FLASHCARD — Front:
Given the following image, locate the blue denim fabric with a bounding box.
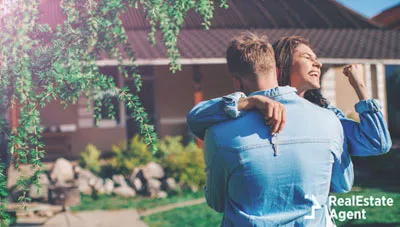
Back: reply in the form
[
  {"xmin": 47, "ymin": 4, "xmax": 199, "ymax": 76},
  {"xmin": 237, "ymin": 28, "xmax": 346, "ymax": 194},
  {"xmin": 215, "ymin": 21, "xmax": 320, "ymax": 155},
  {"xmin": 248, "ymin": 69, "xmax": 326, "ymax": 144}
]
[
  {"xmin": 202, "ymin": 86, "xmax": 353, "ymax": 226},
  {"xmin": 187, "ymin": 91, "xmax": 392, "ymax": 156}
]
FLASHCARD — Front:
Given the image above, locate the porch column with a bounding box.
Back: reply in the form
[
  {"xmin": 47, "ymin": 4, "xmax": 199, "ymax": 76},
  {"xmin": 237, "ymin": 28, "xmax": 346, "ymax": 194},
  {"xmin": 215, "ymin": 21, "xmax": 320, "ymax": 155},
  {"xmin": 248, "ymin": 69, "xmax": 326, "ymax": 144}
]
[
  {"xmin": 321, "ymin": 67, "xmax": 336, "ymax": 106},
  {"xmin": 364, "ymin": 64, "xmax": 373, "ymax": 98},
  {"xmin": 375, "ymin": 63, "xmax": 387, "ymax": 120},
  {"xmin": 192, "ymin": 65, "xmax": 203, "ymax": 147},
  {"xmin": 117, "ymin": 71, "xmax": 126, "ymax": 127}
]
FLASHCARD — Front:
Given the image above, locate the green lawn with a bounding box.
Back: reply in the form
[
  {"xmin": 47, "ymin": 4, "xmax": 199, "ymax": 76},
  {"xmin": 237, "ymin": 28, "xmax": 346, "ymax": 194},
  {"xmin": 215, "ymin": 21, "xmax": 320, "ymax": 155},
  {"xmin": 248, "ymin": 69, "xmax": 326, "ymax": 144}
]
[
  {"xmin": 70, "ymin": 149, "xmax": 400, "ymax": 226},
  {"xmin": 71, "ymin": 190, "xmax": 204, "ymax": 212},
  {"xmin": 142, "ymin": 187, "xmax": 400, "ymax": 227},
  {"xmin": 331, "ymin": 187, "xmax": 400, "ymax": 226},
  {"xmin": 142, "ymin": 203, "xmax": 222, "ymax": 227},
  {"xmin": 143, "ymin": 149, "xmax": 400, "ymax": 227}
]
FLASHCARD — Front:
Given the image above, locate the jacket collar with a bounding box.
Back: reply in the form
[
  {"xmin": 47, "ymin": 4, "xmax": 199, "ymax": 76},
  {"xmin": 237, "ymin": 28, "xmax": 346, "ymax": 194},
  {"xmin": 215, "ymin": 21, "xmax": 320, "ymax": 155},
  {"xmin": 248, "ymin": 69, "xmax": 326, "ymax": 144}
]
[{"xmin": 249, "ymin": 86, "xmax": 297, "ymax": 98}]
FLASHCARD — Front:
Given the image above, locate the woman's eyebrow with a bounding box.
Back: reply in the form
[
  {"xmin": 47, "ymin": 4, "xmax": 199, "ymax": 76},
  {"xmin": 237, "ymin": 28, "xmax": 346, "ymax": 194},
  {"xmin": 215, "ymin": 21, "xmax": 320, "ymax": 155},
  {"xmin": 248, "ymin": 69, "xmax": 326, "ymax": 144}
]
[{"xmin": 301, "ymin": 52, "xmax": 318, "ymax": 59}]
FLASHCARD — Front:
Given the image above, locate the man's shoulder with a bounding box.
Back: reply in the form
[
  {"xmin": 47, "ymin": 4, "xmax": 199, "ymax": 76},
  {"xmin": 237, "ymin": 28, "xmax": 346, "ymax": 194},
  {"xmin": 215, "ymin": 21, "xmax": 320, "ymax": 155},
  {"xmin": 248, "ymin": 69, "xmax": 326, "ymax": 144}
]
[
  {"xmin": 206, "ymin": 110, "xmax": 265, "ymax": 143},
  {"xmin": 297, "ymin": 97, "xmax": 340, "ymax": 121}
]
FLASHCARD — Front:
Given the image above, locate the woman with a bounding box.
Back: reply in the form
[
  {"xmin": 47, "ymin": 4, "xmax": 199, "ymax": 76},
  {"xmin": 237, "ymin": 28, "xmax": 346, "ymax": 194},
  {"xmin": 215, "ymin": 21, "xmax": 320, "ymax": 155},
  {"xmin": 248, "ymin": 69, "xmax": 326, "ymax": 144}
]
[{"xmin": 187, "ymin": 36, "xmax": 391, "ymax": 156}]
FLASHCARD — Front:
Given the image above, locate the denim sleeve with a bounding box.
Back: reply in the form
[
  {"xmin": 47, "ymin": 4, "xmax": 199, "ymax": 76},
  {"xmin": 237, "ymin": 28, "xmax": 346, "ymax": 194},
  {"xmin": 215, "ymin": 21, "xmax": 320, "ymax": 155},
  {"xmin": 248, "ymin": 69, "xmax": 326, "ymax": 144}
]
[
  {"xmin": 330, "ymin": 128, "xmax": 354, "ymax": 194},
  {"xmin": 203, "ymin": 130, "xmax": 226, "ymax": 213},
  {"xmin": 187, "ymin": 92, "xmax": 247, "ymax": 140},
  {"xmin": 326, "ymin": 100, "xmax": 392, "ymax": 157}
]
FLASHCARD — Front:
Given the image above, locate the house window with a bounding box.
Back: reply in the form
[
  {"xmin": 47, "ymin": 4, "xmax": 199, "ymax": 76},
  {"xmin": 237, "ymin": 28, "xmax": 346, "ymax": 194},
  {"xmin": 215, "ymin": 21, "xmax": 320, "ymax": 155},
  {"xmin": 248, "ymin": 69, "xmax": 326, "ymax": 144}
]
[{"xmin": 95, "ymin": 67, "xmax": 122, "ymax": 128}]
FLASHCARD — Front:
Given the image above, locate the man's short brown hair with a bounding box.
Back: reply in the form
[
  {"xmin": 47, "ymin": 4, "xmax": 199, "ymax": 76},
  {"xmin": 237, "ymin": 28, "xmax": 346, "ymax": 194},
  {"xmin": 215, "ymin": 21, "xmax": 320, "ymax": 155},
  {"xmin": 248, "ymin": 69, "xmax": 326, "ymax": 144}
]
[{"xmin": 226, "ymin": 32, "xmax": 275, "ymax": 79}]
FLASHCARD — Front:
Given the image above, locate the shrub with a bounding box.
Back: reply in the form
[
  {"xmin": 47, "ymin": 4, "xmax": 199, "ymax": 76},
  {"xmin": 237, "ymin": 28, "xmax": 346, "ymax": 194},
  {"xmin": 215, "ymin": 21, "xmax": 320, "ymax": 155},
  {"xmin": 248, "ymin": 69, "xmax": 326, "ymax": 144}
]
[
  {"xmin": 161, "ymin": 136, "xmax": 205, "ymax": 191},
  {"xmin": 346, "ymin": 111, "xmax": 360, "ymax": 123},
  {"xmin": 79, "ymin": 144, "xmax": 102, "ymax": 174},
  {"xmin": 108, "ymin": 134, "xmax": 153, "ymax": 176},
  {"xmin": 157, "ymin": 136, "xmax": 185, "ymax": 159}
]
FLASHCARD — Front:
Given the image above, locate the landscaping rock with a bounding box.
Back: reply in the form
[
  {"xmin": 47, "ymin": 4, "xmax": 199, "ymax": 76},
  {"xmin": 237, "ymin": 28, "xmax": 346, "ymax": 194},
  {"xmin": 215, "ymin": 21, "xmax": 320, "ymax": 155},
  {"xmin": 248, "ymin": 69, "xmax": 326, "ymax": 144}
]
[
  {"xmin": 147, "ymin": 179, "xmax": 162, "ymax": 197},
  {"xmin": 77, "ymin": 168, "xmax": 97, "ymax": 181},
  {"xmin": 162, "ymin": 177, "xmax": 179, "ymax": 192},
  {"xmin": 130, "ymin": 167, "xmax": 141, "ymax": 179},
  {"xmin": 142, "ymin": 162, "xmax": 165, "ymax": 180},
  {"xmin": 104, "ymin": 178, "xmax": 114, "ymax": 195},
  {"xmin": 113, "ymin": 186, "xmax": 136, "ymax": 197},
  {"xmin": 29, "ymin": 173, "xmax": 50, "ymax": 201},
  {"xmin": 76, "ymin": 169, "xmax": 101, "ymax": 195},
  {"xmin": 92, "ymin": 178, "xmax": 105, "ymax": 194},
  {"xmin": 50, "ymin": 158, "xmax": 74, "ymax": 184},
  {"xmin": 156, "ymin": 190, "xmax": 168, "ymax": 199},
  {"xmin": 131, "ymin": 178, "xmax": 143, "ymax": 192},
  {"xmin": 113, "ymin": 174, "xmax": 128, "ymax": 187},
  {"xmin": 77, "ymin": 180, "xmax": 92, "ymax": 195}
]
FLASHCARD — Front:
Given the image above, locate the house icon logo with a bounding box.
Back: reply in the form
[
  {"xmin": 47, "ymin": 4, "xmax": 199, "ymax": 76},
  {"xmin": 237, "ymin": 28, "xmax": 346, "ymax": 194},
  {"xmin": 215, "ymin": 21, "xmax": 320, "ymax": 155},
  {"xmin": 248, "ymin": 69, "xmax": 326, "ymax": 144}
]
[{"xmin": 304, "ymin": 194, "xmax": 322, "ymax": 219}]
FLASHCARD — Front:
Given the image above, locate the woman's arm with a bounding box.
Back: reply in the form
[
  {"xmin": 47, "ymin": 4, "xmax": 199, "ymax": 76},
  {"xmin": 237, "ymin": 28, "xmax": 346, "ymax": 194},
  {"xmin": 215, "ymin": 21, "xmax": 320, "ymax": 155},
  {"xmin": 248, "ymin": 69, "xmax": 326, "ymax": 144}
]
[
  {"xmin": 330, "ymin": 64, "xmax": 392, "ymax": 156},
  {"xmin": 187, "ymin": 92, "xmax": 246, "ymax": 140},
  {"xmin": 335, "ymin": 100, "xmax": 392, "ymax": 156},
  {"xmin": 187, "ymin": 92, "xmax": 286, "ymax": 140}
]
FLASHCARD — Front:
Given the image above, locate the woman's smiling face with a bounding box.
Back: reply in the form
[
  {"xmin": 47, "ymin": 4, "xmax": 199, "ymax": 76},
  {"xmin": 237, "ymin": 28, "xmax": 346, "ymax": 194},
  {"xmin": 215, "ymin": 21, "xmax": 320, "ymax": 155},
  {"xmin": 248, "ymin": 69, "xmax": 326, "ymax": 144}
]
[{"xmin": 289, "ymin": 44, "xmax": 322, "ymax": 95}]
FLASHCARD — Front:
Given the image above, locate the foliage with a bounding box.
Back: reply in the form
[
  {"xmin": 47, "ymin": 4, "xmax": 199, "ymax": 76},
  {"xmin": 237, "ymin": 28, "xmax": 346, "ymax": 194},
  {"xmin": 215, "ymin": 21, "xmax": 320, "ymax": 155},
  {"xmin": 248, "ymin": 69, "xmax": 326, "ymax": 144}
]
[
  {"xmin": 106, "ymin": 134, "xmax": 153, "ymax": 176},
  {"xmin": 79, "ymin": 144, "xmax": 102, "ymax": 174},
  {"xmin": 0, "ymin": 0, "xmax": 228, "ymax": 221},
  {"xmin": 157, "ymin": 135, "xmax": 185, "ymax": 159},
  {"xmin": 139, "ymin": 0, "xmax": 228, "ymax": 72},
  {"xmin": 161, "ymin": 137, "xmax": 205, "ymax": 191},
  {"xmin": 346, "ymin": 111, "xmax": 360, "ymax": 123}
]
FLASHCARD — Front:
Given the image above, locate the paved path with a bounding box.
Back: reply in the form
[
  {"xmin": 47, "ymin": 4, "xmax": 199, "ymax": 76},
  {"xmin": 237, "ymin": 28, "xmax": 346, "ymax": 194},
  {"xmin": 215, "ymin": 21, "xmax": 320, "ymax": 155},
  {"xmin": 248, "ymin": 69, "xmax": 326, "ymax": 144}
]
[
  {"xmin": 12, "ymin": 198, "xmax": 207, "ymax": 227},
  {"xmin": 13, "ymin": 209, "xmax": 148, "ymax": 227},
  {"xmin": 44, "ymin": 209, "xmax": 147, "ymax": 227},
  {"xmin": 139, "ymin": 198, "xmax": 206, "ymax": 216}
]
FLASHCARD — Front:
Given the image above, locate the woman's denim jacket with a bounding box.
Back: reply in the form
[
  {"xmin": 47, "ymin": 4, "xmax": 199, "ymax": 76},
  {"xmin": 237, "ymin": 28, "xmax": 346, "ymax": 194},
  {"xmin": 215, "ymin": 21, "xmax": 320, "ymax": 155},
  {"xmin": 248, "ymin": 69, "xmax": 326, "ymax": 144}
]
[{"xmin": 187, "ymin": 91, "xmax": 392, "ymax": 157}]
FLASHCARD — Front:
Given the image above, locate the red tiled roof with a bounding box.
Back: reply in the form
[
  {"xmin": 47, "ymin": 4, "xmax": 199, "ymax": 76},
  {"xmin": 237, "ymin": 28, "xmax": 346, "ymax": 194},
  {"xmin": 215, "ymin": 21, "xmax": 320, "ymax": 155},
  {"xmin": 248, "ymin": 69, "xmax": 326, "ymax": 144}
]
[
  {"xmin": 372, "ymin": 4, "xmax": 400, "ymax": 29},
  {"xmin": 38, "ymin": 0, "xmax": 381, "ymax": 30},
  {"xmin": 35, "ymin": 0, "xmax": 400, "ymax": 61},
  {"xmin": 101, "ymin": 29, "xmax": 400, "ymax": 60},
  {"xmin": 121, "ymin": 0, "xmax": 380, "ymax": 30}
]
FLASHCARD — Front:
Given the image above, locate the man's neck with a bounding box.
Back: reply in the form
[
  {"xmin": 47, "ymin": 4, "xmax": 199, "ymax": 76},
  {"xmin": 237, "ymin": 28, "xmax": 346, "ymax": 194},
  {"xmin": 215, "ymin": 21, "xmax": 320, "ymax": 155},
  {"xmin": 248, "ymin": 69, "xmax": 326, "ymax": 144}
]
[{"xmin": 247, "ymin": 78, "xmax": 279, "ymax": 94}]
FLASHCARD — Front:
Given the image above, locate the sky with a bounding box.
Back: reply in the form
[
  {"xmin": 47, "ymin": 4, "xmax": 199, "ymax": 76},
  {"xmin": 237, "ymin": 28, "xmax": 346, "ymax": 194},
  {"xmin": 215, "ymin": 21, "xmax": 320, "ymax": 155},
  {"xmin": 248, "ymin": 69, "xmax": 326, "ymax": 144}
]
[{"xmin": 337, "ymin": 0, "xmax": 400, "ymax": 18}]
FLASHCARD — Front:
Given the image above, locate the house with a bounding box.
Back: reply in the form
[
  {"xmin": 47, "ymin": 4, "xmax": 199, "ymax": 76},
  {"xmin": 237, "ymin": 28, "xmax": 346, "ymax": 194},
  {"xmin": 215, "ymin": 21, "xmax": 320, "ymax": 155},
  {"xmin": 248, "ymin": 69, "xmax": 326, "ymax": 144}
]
[
  {"xmin": 7, "ymin": 0, "xmax": 400, "ymax": 159},
  {"xmin": 372, "ymin": 3, "xmax": 400, "ymax": 138}
]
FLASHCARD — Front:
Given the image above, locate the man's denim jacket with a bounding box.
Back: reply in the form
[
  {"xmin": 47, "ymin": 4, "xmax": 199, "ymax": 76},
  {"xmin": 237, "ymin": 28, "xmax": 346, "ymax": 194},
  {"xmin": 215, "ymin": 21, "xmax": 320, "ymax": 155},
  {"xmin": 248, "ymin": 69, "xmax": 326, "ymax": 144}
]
[
  {"xmin": 201, "ymin": 86, "xmax": 353, "ymax": 226},
  {"xmin": 187, "ymin": 89, "xmax": 392, "ymax": 157}
]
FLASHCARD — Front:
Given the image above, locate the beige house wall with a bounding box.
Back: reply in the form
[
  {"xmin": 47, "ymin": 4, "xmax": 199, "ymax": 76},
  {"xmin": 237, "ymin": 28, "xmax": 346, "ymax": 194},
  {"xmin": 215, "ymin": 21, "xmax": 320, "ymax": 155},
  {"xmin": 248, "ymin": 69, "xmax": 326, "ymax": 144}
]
[
  {"xmin": 39, "ymin": 91, "xmax": 126, "ymax": 159},
  {"xmin": 332, "ymin": 66, "xmax": 360, "ymax": 117},
  {"xmin": 154, "ymin": 64, "xmax": 233, "ymax": 139},
  {"xmin": 40, "ymin": 101, "xmax": 78, "ymax": 126},
  {"xmin": 322, "ymin": 64, "xmax": 388, "ymax": 121}
]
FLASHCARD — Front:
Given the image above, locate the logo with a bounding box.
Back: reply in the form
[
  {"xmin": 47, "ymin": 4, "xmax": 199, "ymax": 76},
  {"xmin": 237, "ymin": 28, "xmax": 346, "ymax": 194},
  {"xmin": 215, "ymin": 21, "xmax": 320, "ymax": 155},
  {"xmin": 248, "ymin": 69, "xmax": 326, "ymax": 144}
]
[{"xmin": 304, "ymin": 194, "xmax": 322, "ymax": 219}]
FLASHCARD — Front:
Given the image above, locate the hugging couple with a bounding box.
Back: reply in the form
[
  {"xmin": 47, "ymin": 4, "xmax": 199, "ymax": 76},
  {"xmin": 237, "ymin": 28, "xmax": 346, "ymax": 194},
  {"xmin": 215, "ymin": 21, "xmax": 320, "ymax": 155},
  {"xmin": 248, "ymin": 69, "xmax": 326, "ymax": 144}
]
[{"xmin": 187, "ymin": 32, "xmax": 391, "ymax": 227}]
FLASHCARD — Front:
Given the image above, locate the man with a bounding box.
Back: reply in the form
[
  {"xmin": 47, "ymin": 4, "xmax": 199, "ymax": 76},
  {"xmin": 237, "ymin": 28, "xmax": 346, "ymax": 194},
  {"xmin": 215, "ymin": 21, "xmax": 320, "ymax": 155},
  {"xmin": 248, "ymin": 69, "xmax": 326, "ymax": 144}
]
[{"xmin": 196, "ymin": 32, "xmax": 353, "ymax": 226}]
